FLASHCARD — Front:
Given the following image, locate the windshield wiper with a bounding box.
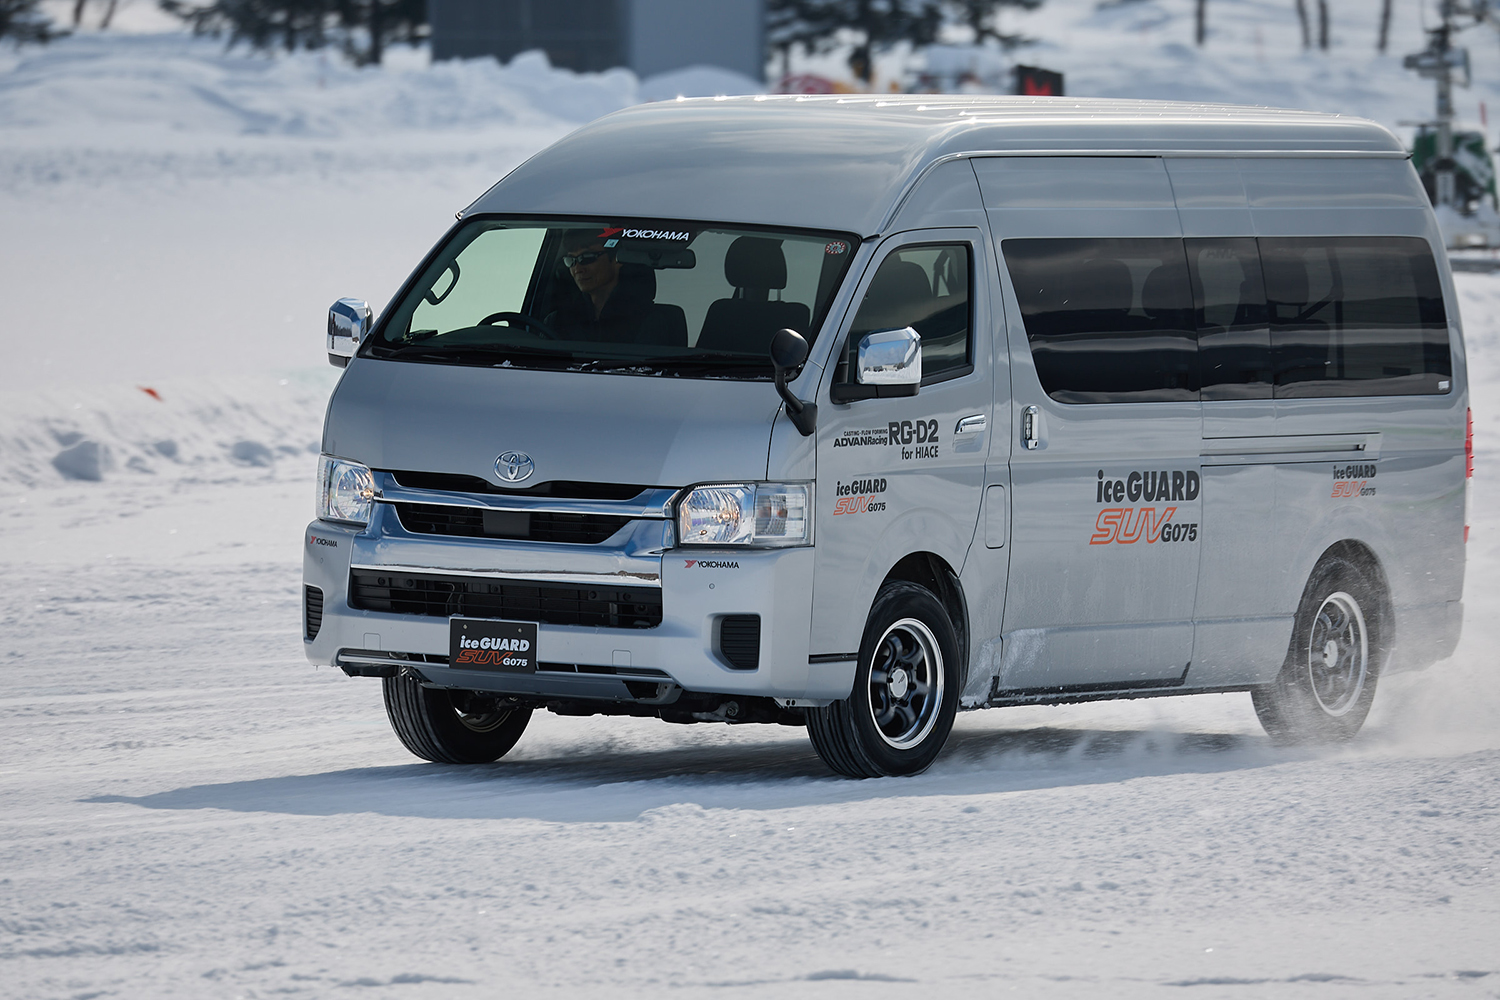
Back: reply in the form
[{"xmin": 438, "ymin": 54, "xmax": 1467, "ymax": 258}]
[
  {"xmin": 573, "ymin": 352, "xmax": 771, "ymax": 374},
  {"xmin": 379, "ymin": 342, "xmax": 577, "ymax": 366}
]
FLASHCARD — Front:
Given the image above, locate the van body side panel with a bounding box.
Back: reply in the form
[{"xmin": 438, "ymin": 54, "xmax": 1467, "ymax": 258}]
[
  {"xmin": 1165, "ymin": 158, "xmax": 1288, "ymax": 684},
  {"xmin": 976, "ymin": 157, "xmax": 1202, "ymax": 692},
  {"xmin": 809, "ymin": 222, "xmax": 992, "ymax": 668},
  {"xmin": 1245, "ymin": 158, "xmax": 1466, "ymax": 677},
  {"xmin": 960, "ymin": 163, "xmax": 1015, "ymax": 707}
]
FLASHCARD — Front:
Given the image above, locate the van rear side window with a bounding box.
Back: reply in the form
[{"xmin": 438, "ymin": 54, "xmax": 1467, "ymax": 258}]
[
  {"xmin": 1005, "ymin": 236, "xmax": 1451, "ymax": 403},
  {"xmin": 1186, "ymin": 238, "xmax": 1272, "ymax": 401},
  {"xmin": 1002, "ymin": 239, "xmax": 1197, "ymax": 403},
  {"xmin": 1263, "ymin": 237, "xmax": 1451, "ymax": 397}
]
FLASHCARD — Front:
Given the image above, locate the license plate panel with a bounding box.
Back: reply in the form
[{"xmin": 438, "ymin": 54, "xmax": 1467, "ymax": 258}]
[{"xmin": 449, "ymin": 617, "xmax": 539, "ymax": 673}]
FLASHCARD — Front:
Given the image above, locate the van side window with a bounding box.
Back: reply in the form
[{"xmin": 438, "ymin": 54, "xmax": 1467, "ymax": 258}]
[
  {"xmin": 1264, "ymin": 237, "xmax": 1451, "ymax": 396},
  {"xmin": 1185, "ymin": 238, "xmax": 1272, "ymax": 400},
  {"xmin": 843, "ymin": 244, "xmax": 973, "ymax": 383},
  {"xmin": 1003, "ymin": 238, "xmax": 1197, "ymax": 403}
]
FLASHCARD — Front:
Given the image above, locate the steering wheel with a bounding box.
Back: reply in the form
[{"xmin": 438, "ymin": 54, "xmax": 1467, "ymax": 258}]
[{"xmin": 479, "ymin": 311, "xmax": 558, "ymax": 340}]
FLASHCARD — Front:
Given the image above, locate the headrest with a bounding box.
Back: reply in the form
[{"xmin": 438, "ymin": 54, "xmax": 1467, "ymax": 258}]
[
  {"xmin": 1076, "ymin": 258, "xmax": 1134, "ymax": 314},
  {"xmin": 618, "ymin": 261, "xmax": 656, "ymax": 298},
  {"xmin": 856, "ymin": 259, "xmax": 932, "ymax": 330},
  {"xmin": 725, "ymin": 237, "xmax": 788, "ymax": 290},
  {"xmin": 1263, "ymin": 257, "xmax": 1310, "ymax": 307},
  {"xmin": 1139, "ymin": 265, "xmax": 1182, "ymax": 322}
]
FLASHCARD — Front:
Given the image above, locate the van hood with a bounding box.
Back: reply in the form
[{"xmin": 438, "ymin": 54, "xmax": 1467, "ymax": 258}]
[{"xmin": 323, "ymin": 359, "xmax": 780, "ymax": 489}]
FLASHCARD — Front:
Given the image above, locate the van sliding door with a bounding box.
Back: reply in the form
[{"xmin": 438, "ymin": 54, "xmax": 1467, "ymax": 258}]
[{"xmin": 975, "ymin": 157, "xmax": 1203, "ymax": 695}]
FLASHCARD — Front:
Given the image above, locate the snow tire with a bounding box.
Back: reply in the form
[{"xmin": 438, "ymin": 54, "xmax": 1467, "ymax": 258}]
[
  {"xmin": 1252, "ymin": 554, "xmax": 1385, "ymax": 745},
  {"xmin": 382, "ymin": 670, "xmax": 532, "ymax": 764},
  {"xmin": 806, "ymin": 581, "xmax": 960, "ymax": 778}
]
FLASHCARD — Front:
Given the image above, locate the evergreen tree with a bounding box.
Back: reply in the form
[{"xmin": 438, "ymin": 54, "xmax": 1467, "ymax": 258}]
[
  {"xmin": 1, "ymin": 0, "xmax": 60, "ymax": 43},
  {"xmin": 768, "ymin": 0, "xmax": 946, "ymax": 84},
  {"xmin": 159, "ymin": 0, "xmax": 425, "ymax": 65},
  {"xmin": 946, "ymin": 0, "xmax": 1041, "ymax": 51}
]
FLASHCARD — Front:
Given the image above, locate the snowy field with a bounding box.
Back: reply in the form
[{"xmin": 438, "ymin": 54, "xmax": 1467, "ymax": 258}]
[{"xmin": 3, "ymin": 2, "xmax": 1500, "ymax": 996}]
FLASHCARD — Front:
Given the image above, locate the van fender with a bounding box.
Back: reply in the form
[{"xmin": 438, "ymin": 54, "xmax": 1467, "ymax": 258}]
[
  {"xmin": 816, "ymin": 503, "xmax": 976, "ymax": 661},
  {"xmin": 1279, "ymin": 498, "xmax": 1397, "ymax": 624}
]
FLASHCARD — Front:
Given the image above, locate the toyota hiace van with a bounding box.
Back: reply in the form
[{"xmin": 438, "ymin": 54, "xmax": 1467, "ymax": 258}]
[{"xmin": 304, "ymin": 97, "xmax": 1470, "ymax": 777}]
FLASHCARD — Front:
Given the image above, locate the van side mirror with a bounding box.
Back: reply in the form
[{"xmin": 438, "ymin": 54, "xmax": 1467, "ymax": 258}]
[
  {"xmin": 830, "ymin": 326, "xmax": 922, "ymax": 402},
  {"xmin": 770, "ymin": 328, "xmax": 817, "ymax": 437},
  {"xmin": 328, "ymin": 298, "xmax": 372, "ymax": 368}
]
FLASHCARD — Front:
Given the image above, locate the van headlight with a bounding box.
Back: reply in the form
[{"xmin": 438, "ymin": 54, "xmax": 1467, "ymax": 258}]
[
  {"xmin": 677, "ymin": 483, "xmax": 812, "ymax": 547},
  {"xmin": 317, "ymin": 455, "xmax": 377, "ymax": 526}
]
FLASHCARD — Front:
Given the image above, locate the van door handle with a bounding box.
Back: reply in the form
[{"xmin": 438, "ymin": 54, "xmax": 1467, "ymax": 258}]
[
  {"xmin": 956, "ymin": 414, "xmax": 987, "ymax": 435},
  {"xmin": 1021, "ymin": 404, "xmax": 1041, "ymax": 450}
]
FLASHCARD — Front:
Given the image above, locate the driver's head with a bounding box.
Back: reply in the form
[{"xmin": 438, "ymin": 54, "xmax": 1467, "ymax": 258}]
[{"xmin": 562, "ymin": 228, "xmax": 621, "ymax": 298}]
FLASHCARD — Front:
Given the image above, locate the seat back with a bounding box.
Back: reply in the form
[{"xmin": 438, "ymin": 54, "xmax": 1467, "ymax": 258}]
[{"xmin": 697, "ymin": 237, "xmax": 810, "ymax": 354}]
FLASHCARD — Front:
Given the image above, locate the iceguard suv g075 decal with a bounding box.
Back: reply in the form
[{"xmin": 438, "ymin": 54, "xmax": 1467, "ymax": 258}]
[
  {"xmin": 833, "ymin": 477, "xmax": 888, "ymax": 515},
  {"xmin": 1090, "ymin": 469, "xmax": 1200, "ymax": 545},
  {"xmin": 1332, "ymin": 463, "xmax": 1377, "ymax": 499}
]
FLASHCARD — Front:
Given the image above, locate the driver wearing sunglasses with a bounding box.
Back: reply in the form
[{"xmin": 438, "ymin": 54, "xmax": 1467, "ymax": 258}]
[{"xmin": 544, "ymin": 228, "xmax": 659, "ymax": 343}]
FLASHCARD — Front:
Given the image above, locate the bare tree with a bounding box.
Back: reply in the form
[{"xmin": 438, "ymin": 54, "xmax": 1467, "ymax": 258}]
[
  {"xmin": 71, "ymin": 0, "xmax": 117, "ymax": 28},
  {"xmin": 1378, "ymin": 0, "xmax": 1393, "ymax": 51},
  {"xmin": 1317, "ymin": 0, "xmax": 1328, "ymax": 49},
  {"xmin": 1196, "ymin": 0, "xmax": 1206, "ymax": 46},
  {"xmin": 1294, "ymin": 0, "xmax": 1310, "ymax": 49}
]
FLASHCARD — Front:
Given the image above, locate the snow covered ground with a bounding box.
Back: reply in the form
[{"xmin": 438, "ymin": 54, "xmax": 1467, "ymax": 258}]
[{"xmin": 2, "ymin": 5, "xmax": 1500, "ymax": 997}]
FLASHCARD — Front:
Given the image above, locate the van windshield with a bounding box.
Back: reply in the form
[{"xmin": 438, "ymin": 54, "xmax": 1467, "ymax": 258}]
[{"xmin": 365, "ymin": 218, "xmax": 859, "ymax": 378}]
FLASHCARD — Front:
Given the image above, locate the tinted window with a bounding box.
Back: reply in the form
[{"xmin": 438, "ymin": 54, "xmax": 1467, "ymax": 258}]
[
  {"xmin": 1264, "ymin": 237, "xmax": 1450, "ymax": 397},
  {"xmin": 843, "ymin": 244, "xmax": 973, "ymax": 382},
  {"xmin": 1003, "ymin": 239, "xmax": 1197, "ymax": 403},
  {"xmin": 1186, "ymin": 238, "xmax": 1272, "ymax": 400}
]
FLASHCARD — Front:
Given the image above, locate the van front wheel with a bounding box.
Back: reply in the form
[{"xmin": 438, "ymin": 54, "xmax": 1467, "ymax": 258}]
[
  {"xmin": 807, "ymin": 582, "xmax": 960, "ymax": 778},
  {"xmin": 1252, "ymin": 555, "xmax": 1383, "ymax": 745},
  {"xmin": 382, "ymin": 670, "xmax": 532, "ymax": 764}
]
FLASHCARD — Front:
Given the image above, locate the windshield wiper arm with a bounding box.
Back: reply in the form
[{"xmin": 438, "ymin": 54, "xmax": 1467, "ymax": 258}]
[
  {"xmin": 381, "ymin": 342, "xmax": 576, "ymax": 364},
  {"xmin": 573, "ymin": 352, "xmax": 770, "ymax": 373}
]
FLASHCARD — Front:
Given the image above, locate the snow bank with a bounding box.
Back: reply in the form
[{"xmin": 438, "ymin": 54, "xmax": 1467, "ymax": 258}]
[
  {"xmin": 0, "ymin": 33, "xmax": 764, "ymax": 142},
  {"xmin": 0, "ymin": 373, "xmax": 334, "ymax": 491}
]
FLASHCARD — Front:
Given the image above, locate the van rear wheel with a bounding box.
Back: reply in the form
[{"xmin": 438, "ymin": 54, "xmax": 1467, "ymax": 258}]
[
  {"xmin": 1252, "ymin": 555, "xmax": 1383, "ymax": 745},
  {"xmin": 806, "ymin": 581, "xmax": 960, "ymax": 778},
  {"xmin": 382, "ymin": 670, "xmax": 532, "ymax": 764}
]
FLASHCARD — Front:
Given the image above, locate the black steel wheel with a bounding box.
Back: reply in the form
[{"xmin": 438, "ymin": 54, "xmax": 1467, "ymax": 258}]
[
  {"xmin": 382, "ymin": 670, "xmax": 532, "ymax": 764},
  {"xmin": 807, "ymin": 581, "xmax": 961, "ymax": 777},
  {"xmin": 1252, "ymin": 554, "xmax": 1384, "ymax": 745}
]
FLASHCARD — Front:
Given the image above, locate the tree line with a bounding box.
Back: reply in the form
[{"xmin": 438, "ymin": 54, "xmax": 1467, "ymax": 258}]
[{"xmin": 2, "ymin": 0, "xmax": 1405, "ymax": 63}]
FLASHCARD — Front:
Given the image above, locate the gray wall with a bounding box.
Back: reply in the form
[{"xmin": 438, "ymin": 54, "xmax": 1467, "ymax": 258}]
[
  {"xmin": 430, "ymin": 0, "xmax": 764, "ymax": 81},
  {"xmin": 628, "ymin": 0, "xmax": 765, "ymax": 81},
  {"xmin": 428, "ymin": 0, "xmax": 624, "ymax": 72}
]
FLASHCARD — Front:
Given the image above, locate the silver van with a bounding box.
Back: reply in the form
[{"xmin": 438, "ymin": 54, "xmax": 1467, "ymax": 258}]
[{"xmin": 304, "ymin": 97, "xmax": 1471, "ymax": 777}]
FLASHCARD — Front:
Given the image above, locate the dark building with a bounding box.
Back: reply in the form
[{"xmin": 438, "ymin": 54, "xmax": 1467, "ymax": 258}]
[{"xmin": 429, "ymin": 0, "xmax": 766, "ymax": 80}]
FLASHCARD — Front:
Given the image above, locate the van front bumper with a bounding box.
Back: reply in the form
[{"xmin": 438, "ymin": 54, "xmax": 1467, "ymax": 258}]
[{"xmin": 302, "ymin": 512, "xmax": 847, "ymax": 702}]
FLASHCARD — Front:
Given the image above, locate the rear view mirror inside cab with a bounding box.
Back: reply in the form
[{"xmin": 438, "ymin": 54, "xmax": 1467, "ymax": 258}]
[{"xmin": 614, "ymin": 247, "xmax": 696, "ymax": 269}]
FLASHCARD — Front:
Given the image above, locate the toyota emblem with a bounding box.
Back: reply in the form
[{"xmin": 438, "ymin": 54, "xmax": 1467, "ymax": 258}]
[{"xmin": 495, "ymin": 451, "xmax": 535, "ymax": 483}]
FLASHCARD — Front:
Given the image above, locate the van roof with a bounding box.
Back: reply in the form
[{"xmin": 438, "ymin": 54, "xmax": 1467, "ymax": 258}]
[{"xmin": 465, "ymin": 95, "xmax": 1408, "ymax": 237}]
